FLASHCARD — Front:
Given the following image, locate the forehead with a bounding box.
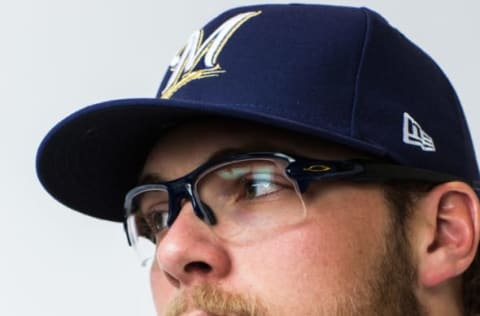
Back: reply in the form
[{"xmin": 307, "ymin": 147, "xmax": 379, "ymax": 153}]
[{"xmin": 142, "ymin": 118, "xmax": 365, "ymax": 179}]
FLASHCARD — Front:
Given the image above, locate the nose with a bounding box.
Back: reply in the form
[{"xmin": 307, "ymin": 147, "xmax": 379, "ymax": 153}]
[{"xmin": 154, "ymin": 201, "xmax": 231, "ymax": 288}]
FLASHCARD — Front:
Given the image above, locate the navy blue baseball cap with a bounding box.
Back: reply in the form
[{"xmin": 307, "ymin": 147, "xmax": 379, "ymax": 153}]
[{"xmin": 36, "ymin": 3, "xmax": 480, "ymax": 222}]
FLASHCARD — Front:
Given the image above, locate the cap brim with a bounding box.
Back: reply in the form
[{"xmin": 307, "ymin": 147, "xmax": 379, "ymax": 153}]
[{"xmin": 36, "ymin": 97, "xmax": 387, "ymax": 222}]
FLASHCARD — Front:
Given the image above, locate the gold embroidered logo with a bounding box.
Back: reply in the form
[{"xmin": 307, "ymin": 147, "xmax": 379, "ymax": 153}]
[
  {"xmin": 160, "ymin": 11, "xmax": 262, "ymax": 99},
  {"xmin": 303, "ymin": 165, "xmax": 332, "ymax": 173}
]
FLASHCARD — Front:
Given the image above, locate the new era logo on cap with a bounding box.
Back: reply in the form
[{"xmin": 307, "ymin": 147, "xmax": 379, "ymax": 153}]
[{"xmin": 403, "ymin": 112, "xmax": 436, "ymax": 152}]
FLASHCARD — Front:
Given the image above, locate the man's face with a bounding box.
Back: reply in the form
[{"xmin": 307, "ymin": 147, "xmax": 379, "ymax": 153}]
[{"xmin": 142, "ymin": 119, "xmax": 421, "ymax": 316}]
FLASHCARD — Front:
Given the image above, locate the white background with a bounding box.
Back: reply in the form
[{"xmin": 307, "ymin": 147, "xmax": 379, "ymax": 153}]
[{"xmin": 1, "ymin": 1, "xmax": 478, "ymax": 315}]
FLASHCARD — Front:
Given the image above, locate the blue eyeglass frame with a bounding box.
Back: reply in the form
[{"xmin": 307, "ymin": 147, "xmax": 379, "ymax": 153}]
[{"xmin": 123, "ymin": 152, "xmax": 477, "ymax": 246}]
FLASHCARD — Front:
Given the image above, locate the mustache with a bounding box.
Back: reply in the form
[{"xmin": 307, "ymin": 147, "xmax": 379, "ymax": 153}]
[{"xmin": 164, "ymin": 284, "xmax": 267, "ymax": 316}]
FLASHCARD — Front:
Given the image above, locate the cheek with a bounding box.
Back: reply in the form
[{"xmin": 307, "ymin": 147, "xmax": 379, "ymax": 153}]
[
  {"xmin": 231, "ymin": 224, "xmax": 363, "ymax": 301},
  {"xmin": 230, "ymin": 187, "xmax": 390, "ymax": 304},
  {"xmin": 150, "ymin": 264, "xmax": 176, "ymax": 314}
]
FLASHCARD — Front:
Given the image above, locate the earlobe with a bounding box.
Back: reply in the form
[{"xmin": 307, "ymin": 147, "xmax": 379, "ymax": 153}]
[{"xmin": 416, "ymin": 182, "xmax": 480, "ymax": 288}]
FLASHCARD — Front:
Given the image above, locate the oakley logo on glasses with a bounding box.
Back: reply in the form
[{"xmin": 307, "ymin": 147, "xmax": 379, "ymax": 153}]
[{"xmin": 303, "ymin": 164, "xmax": 332, "ymax": 173}]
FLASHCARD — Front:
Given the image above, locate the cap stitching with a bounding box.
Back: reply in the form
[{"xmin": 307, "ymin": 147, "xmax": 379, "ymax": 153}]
[{"xmin": 350, "ymin": 8, "xmax": 371, "ymax": 139}]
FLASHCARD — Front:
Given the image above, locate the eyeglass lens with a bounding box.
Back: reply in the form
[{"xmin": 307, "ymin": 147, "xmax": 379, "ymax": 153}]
[{"xmin": 126, "ymin": 158, "xmax": 308, "ymax": 266}]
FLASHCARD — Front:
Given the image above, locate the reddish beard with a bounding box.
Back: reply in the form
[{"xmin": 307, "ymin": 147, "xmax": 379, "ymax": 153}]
[{"xmin": 164, "ymin": 283, "xmax": 266, "ymax": 316}]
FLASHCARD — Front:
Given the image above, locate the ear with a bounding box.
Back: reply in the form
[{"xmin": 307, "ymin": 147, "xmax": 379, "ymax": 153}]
[{"xmin": 413, "ymin": 182, "xmax": 480, "ymax": 288}]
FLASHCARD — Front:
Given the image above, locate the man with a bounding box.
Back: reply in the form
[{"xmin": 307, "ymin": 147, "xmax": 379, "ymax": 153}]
[{"xmin": 37, "ymin": 4, "xmax": 480, "ymax": 316}]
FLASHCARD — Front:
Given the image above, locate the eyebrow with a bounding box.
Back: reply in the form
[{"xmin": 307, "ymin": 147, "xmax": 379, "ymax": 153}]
[
  {"xmin": 138, "ymin": 174, "xmax": 165, "ymax": 185},
  {"xmin": 138, "ymin": 142, "xmax": 297, "ymax": 185}
]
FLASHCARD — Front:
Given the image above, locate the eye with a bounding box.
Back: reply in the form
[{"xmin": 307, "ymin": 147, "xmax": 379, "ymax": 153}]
[
  {"xmin": 132, "ymin": 189, "xmax": 170, "ymax": 242},
  {"xmin": 243, "ymin": 178, "xmax": 281, "ymax": 199},
  {"xmin": 145, "ymin": 210, "xmax": 169, "ymax": 235},
  {"xmin": 203, "ymin": 160, "xmax": 296, "ymax": 205},
  {"xmin": 136, "ymin": 209, "xmax": 168, "ymax": 244}
]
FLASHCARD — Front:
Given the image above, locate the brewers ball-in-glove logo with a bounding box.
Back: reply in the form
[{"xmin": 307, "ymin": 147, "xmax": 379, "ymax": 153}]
[{"xmin": 160, "ymin": 11, "xmax": 261, "ymax": 99}]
